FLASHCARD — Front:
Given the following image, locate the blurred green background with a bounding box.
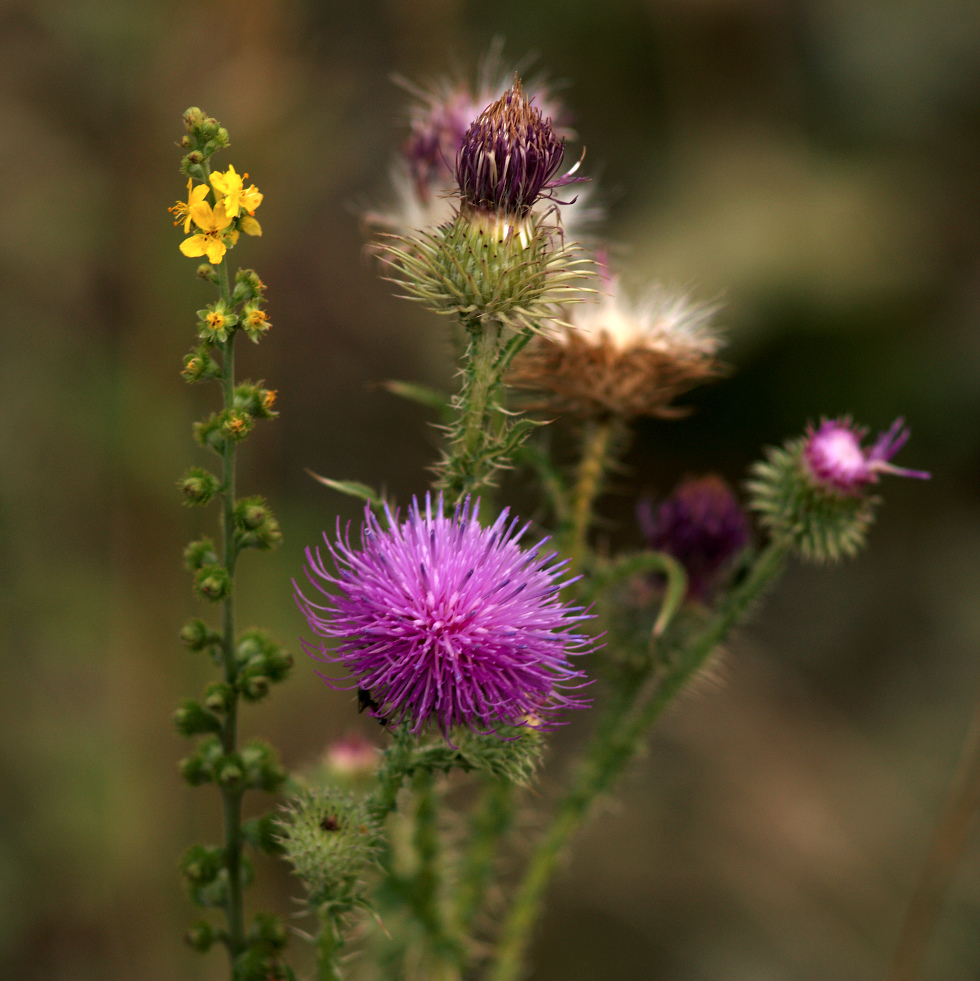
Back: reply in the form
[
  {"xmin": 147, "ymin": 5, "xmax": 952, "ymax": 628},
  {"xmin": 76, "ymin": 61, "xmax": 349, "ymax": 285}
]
[{"xmin": 3, "ymin": 0, "xmax": 980, "ymax": 978}]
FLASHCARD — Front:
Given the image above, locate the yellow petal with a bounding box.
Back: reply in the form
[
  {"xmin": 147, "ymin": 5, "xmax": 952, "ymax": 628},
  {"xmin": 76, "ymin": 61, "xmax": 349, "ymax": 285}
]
[
  {"xmin": 241, "ymin": 186, "xmax": 263, "ymax": 212},
  {"xmin": 204, "ymin": 238, "xmax": 227, "ymax": 264},
  {"xmin": 189, "ymin": 200, "xmax": 216, "ymax": 230},
  {"xmin": 180, "ymin": 234, "xmax": 208, "ymax": 258},
  {"xmin": 225, "ymin": 229, "xmax": 240, "ymax": 247},
  {"xmin": 211, "ymin": 203, "xmax": 233, "ymax": 231},
  {"xmin": 240, "ymin": 215, "xmax": 262, "ymax": 237}
]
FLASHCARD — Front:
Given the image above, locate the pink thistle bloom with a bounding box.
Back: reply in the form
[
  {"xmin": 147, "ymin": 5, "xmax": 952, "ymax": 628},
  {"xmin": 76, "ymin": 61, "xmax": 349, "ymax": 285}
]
[
  {"xmin": 296, "ymin": 495, "xmax": 592, "ymax": 735},
  {"xmin": 324, "ymin": 732, "xmax": 379, "ymax": 779},
  {"xmin": 803, "ymin": 417, "xmax": 930, "ymax": 494}
]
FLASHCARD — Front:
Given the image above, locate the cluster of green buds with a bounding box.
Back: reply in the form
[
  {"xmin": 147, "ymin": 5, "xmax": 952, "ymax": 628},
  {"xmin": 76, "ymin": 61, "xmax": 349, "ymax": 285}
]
[{"xmin": 171, "ymin": 109, "xmax": 294, "ymax": 981}]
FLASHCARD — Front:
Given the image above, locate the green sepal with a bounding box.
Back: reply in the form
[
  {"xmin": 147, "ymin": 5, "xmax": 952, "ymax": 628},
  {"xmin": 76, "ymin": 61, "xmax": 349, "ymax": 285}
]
[
  {"xmin": 182, "ymin": 344, "xmax": 222, "ymax": 383},
  {"xmin": 180, "ymin": 617, "xmax": 222, "ymax": 653},
  {"xmin": 241, "ymin": 739, "xmax": 286, "ymax": 792},
  {"xmin": 179, "ymin": 734, "xmax": 224, "ymax": 786},
  {"xmin": 180, "ymin": 844, "xmax": 226, "ymax": 907},
  {"xmin": 235, "ymin": 268, "xmax": 267, "ymax": 302},
  {"xmin": 174, "ymin": 699, "xmax": 223, "ymax": 737},
  {"xmin": 237, "ymin": 629, "xmax": 293, "ymax": 694},
  {"xmin": 247, "ymin": 911, "xmax": 289, "ymax": 951},
  {"xmin": 233, "ymin": 382, "xmax": 277, "ymax": 420},
  {"xmin": 184, "ymin": 919, "xmax": 219, "ymax": 953},
  {"xmin": 203, "ymin": 681, "xmax": 234, "ymax": 714},
  {"xmin": 194, "ymin": 564, "xmax": 231, "ymax": 602},
  {"xmin": 234, "ymin": 496, "xmax": 282, "ymax": 551},
  {"xmin": 196, "ymin": 263, "xmax": 218, "ymax": 285},
  {"xmin": 219, "ymin": 408, "xmax": 254, "ymax": 442},
  {"xmin": 180, "ymin": 467, "xmax": 221, "ymax": 506},
  {"xmin": 408, "ymin": 724, "xmax": 545, "ymax": 787},
  {"xmin": 184, "ymin": 537, "xmax": 219, "ymax": 571},
  {"xmin": 193, "ymin": 412, "xmax": 225, "ymax": 454},
  {"xmin": 233, "ymin": 949, "xmax": 294, "ymax": 981}
]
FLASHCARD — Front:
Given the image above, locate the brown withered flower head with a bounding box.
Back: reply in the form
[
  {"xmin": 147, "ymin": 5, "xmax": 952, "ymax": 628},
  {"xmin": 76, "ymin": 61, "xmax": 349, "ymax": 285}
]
[{"xmin": 509, "ymin": 266, "xmax": 724, "ymax": 420}]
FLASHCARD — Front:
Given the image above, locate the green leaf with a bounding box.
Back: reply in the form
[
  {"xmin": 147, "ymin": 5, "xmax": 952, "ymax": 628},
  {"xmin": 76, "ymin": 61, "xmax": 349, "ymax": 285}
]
[
  {"xmin": 380, "ymin": 380, "xmax": 453, "ymax": 422},
  {"xmin": 305, "ymin": 472, "xmax": 383, "ymax": 507}
]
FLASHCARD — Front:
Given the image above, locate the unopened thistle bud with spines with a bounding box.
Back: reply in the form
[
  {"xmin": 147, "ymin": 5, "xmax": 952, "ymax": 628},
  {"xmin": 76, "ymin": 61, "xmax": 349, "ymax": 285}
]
[
  {"xmin": 379, "ymin": 78, "xmax": 590, "ymax": 333},
  {"xmin": 747, "ymin": 417, "xmax": 930, "ymax": 562}
]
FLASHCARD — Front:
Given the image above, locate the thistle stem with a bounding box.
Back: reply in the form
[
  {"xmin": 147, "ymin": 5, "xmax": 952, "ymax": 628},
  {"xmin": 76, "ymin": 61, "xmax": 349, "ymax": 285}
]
[
  {"xmin": 216, "ymin": 259, "xmax": 245, "ymax": 965},
  {"xmin": 453, "ymin": 778, "xmax": 515, "ymax": 940},
  {"xmin": 315, "ymin": 907, "xmax": 344, "ymax": 981},
  {"xmin": 487, "ymin": 540, "xmax": 788, "ymax": 981},
  {"xmin": 567, "ymin": 418, "xmax": 616, "ymax": 575},
  {"xmin": 885, "ymin": 671, "xmax": 980, "ymax": 981},
  {"xmin": 445, "ymin": 320, "xmax": 502, "ymax": 503}
]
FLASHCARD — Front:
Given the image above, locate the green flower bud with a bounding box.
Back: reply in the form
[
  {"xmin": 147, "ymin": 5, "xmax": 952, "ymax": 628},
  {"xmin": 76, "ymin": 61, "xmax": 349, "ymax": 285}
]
[
  {"xmin": 196, "ymin": 263, "xmax": 218, "ymax": 284},
  {"xmin": 193, "ymin": 413, "xmax": 225, "ymax": 454},
  {"xmin": 248, "ymin": 912, "xmax": 289, "ymax": 951},
  {"xmin": 183, "ymin": 107, "xmax": 206, "ymax": 131},
  {"xmin": 194, "ymin": 564, "xmax": 231, "ymax": 602},
  {"xmin": 179, "ymin": 617, "xmax": 221, "ymax": 652},
  {"xmin": 203, "ymin": 681, "xmax": 234, "ymax": 714},
  {"xmin": 234, "ymin": 496, "xmax": 282, "ymax": 550},
  {"xmin": 179, "ymin": 467, "xmax": 220, "ymax": 506},
  {"xmin": 219, "ymin": 409, "xmax": 253, "ymax": 442},
  {"xmin": 179, "ymin": 734, "xmax": 224, "ymax": 786},
  {"xmin": 214, "ymin": 126, "xmax": 230, "ymax": 148},
  {"xmin": 180, "ymin": 843, "xmax": 230, "ymax": 908},
  {"xmin": 184, "ymin": 919, "xmax": 216, "ymax": 953},
  {"xmin": 241, "ymin": 739, "xmax": 286, "ymax": 792},
  {"xmin": 242, "ymin": 675, "xmax": 269, "ymax": 702},
  {"xmin": 235, "ymin": 268, "xmax": 267, "ymax": 300},
  {"xmin": 217, "ymin": 758, "xmax": 243, "ymax": 788},
  {"xmin": 174, "ymin": 699, "xmax": 222, "ymax": 737},
  {"xmin": 184, "ymin": 538, "xmax": 218, "ymax": 571},
  {"xmin": 182, "ymin": 345, "xmax": 222, "ymax": 383}
]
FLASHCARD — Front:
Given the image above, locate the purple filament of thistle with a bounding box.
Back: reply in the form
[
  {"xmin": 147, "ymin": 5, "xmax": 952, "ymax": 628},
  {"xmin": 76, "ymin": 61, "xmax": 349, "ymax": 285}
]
[
  {"xmin": 803, "ymin": 417, "xmax": 931, "ymax": 494},
  {"xmin": 455, "ymin": 81, "xmax": 585, "ymax": 218},
  {"xmin": 638, "ymin": 476, "xmax": 750, "ymax": 601},
  {"xmin": 295, "ymin": 494, "xmax": 592, "ymax": 735}
]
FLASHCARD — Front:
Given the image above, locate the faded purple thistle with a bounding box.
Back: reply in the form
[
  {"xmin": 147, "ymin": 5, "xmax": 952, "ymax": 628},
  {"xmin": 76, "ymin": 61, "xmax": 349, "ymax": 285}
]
[
  {"xmin": 455, "ymin": 77, "xmax": 585, "ymax": 220},
  {"xmin": 803, "ymin": 417, "xmax": 930, "ymax": 495},
  {"xmin": 295, "ymin": 495, "xmax": 592, "ymax": 735},
  {"xmin": 638, "ymin": 476, "xmax": 750, "ymax": 601}
]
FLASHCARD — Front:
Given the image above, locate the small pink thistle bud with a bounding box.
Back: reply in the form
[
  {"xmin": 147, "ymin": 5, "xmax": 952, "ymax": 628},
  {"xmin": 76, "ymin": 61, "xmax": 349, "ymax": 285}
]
[{"xmin": 803, "ymin": 417, "xmax": 930, "ymax": 494}]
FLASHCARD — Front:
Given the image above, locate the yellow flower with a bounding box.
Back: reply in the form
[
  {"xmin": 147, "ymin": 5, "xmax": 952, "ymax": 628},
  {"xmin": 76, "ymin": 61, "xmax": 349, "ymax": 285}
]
[
  {"xmin": 179, "ymin": 201, "xmax": 233, "ymax": 264},
  {"xmin": 169, "ymin": 178, "xmax": 210, "ymax": 234},
  {"xmin": 210, "ymin": 165, "xmax": 263, "ymax": 218}
]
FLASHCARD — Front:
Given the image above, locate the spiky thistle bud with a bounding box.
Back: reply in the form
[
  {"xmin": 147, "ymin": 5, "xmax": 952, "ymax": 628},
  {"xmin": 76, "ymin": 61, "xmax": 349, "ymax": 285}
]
[
  {"xmin": 747, "ymin": 417, "xmax": 929, "ymax": 562},
  {"xmin": 276, "ymin": 790, "xmax": 380, "ymax": 908}
]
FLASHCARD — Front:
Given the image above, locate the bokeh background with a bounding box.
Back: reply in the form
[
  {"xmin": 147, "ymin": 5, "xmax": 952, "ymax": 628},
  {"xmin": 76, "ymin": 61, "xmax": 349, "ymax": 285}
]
[{"xmin": 3, "ymin": 0, "xmax": 980, "ymax": 978}]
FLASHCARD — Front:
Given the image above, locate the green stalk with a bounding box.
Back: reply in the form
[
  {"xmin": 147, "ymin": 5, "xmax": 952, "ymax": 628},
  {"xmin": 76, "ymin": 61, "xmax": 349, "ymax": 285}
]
[
  {"xmin": 215, "ymin": 256, "xmax": 245, "ymax": 965},
  {"xmin": 566, "ymin": 418, "xmax": 616, "ymax": 575},
  {"xmin": 453, "ymin": 779, "xmax": 515, "ymax": 941},
  {"xmin": 487, "ymin": 541, "xmax": 788, "ymax": 981},
  {"xmin": 316, "ymin": 907, "xmax": 344, "ymax": 981}
]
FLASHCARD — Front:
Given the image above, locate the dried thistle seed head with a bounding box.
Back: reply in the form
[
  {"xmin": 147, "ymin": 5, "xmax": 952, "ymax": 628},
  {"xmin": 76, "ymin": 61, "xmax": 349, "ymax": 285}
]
[
  {"xmin": 508, "ymin": 277, "xmax": 724, "ymax": 420},
  {"xmin": 455, "ymin": 77, "xmax": 584, "ymax": 222}
]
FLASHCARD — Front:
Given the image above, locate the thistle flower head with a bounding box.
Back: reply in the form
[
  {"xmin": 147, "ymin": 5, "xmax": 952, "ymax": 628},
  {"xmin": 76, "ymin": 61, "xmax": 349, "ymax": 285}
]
[
  {"xmin": 748, "ymin": 417, "xmax": 930, "ymax": 562},
  {"xmin": 455, "ymin": 77, "xmax": 584, "ymax": 222},
  {"xmin": 803, "ymin": 417, "xmax": 930, "ymax": 494},
  {"xmin": 295, "ymin": 495, "xmax": 592, "ymax": 736},
  {"xmin": 638, "ymin": 476, "xmax": 750, "ymax": 600},
  {"xmin": 509, "ymin": 272, "xmax": 724, "ymax": 419}
]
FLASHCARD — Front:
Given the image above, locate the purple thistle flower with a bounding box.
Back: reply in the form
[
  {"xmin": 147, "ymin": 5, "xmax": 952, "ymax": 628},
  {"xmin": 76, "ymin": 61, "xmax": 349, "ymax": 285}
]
[
  {"xmin": 638, "ymin": 476, "xmax": 750, "ymax": 601},
  {"xmin": 455, "ymin": 78, "xmax": 585, "ymax": 221},
  {"xmin": 295, "ymin": 495, "xmax": 592, "ymax": 735},
  {"xmin": 803, "ymin": 417, "xmax": 931, "ymax": 495}
]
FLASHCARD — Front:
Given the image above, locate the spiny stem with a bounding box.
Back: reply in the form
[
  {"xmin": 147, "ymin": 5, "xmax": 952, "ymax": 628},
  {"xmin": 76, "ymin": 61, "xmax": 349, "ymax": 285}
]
[
  {"xmin": 885, "ymin": 670, "xmax": 980, "ymax": 981},
  {"xmin": 487, "ymin": 541, "xmax": 788, "ymax": 981},
  {"xmin": 316, "ymin": 907, "xmax": 344, "ymax": 981},
  {"xmin": 567, "ymin": 418, "xmax": 616, "ymax": 575},
  {"xmin": 453, "ymin": 778, "xmax": 515, "ymax": 942}
]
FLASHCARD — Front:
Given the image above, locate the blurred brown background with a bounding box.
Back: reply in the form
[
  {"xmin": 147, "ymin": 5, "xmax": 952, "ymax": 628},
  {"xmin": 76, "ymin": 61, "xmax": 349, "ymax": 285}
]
[{"xmin": 2, "ymin": 0, "xmax": 980, "ymax": 978}]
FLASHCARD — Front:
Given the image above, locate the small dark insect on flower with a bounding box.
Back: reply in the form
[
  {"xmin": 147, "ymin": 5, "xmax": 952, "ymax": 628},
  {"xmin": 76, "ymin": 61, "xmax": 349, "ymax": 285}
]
[{"xmin": 320, "ymin": 816, "xmax": 340, "ymax": 832}]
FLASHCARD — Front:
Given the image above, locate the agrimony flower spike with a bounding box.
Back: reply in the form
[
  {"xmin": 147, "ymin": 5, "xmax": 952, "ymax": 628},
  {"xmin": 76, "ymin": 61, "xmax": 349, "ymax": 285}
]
[{"xmin": 295, "ymin": 494, "xmax": 593, "ymax": 736}]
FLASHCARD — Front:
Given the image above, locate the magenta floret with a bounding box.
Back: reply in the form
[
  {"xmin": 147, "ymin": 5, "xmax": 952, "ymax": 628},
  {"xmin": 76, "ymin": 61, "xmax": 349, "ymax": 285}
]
[
  {"xmin": 296, "ymin": 495, "xmax": 592, "ymax": 735},
  {"xmin": 803, "ymin": 417, "xmax": 930, "ymax": 494}
]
